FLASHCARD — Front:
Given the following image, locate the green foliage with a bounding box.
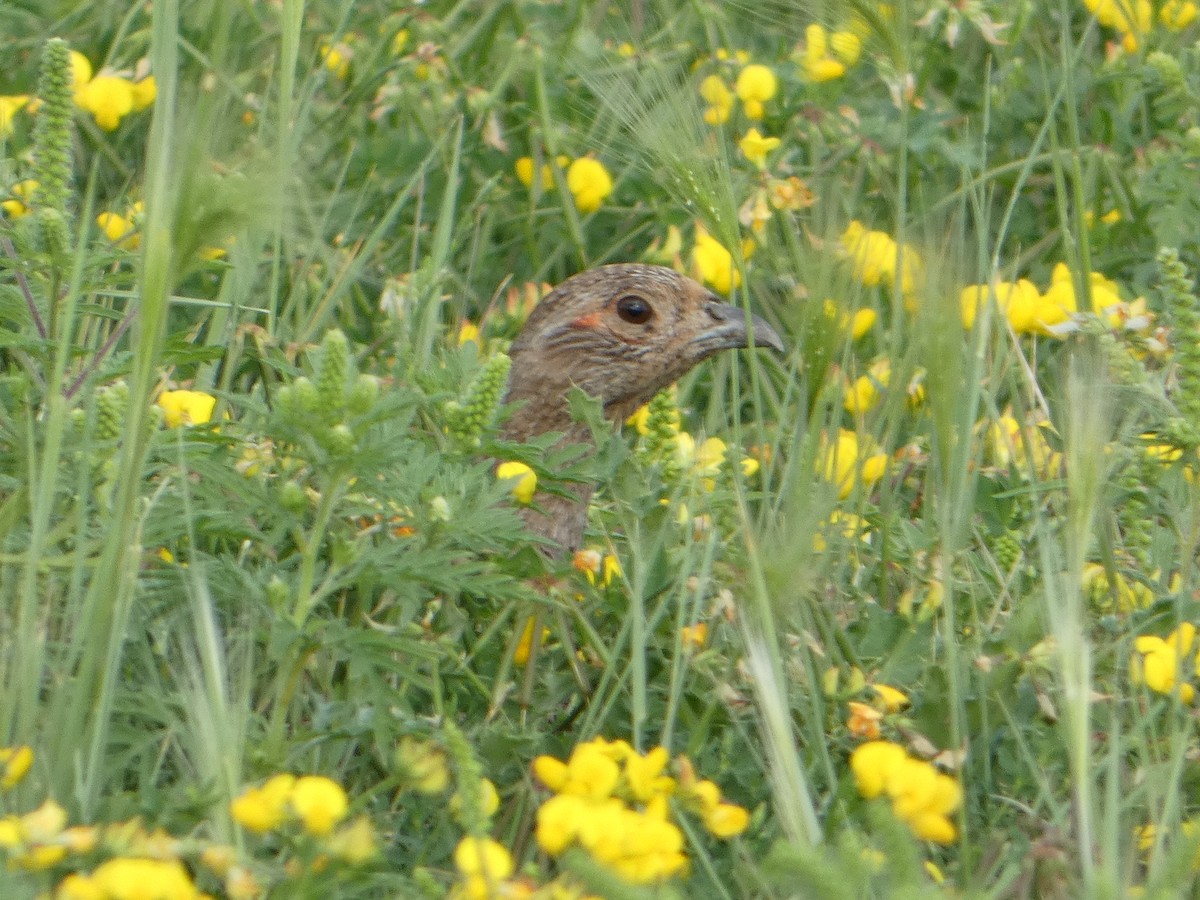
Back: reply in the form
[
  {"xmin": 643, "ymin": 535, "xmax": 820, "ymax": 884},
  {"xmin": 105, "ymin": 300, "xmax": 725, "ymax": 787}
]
[{"xmin": 6, "ymin": 0, "xmax": 1200, "ymax": 897}]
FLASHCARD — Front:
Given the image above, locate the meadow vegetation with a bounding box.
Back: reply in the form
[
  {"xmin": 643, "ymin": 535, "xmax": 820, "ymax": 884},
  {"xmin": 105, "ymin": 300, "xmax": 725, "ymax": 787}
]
[{"xmin": 3, "ymin": 0, "xmax": 1200, "ymax": 897}]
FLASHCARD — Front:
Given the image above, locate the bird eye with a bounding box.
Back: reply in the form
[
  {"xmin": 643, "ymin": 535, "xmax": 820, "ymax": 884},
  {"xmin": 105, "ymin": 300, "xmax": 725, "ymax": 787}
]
[{"xmin": 616, "ymin": 295, "xmax": 653, "ymax": 325}]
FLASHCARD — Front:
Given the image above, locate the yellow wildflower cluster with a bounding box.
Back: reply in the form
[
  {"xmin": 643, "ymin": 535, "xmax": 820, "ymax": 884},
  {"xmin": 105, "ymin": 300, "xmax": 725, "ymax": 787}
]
[
  {"xmin": 230, "ymin": 773, "xmax": 350, "ymax": 836},
  {"xmin": 320, "ymin": 36, "xmax": 355, "ymax": 80},
  {"xmin": 395, "ymin": 735, "xmax": 452, "ymax": 795},
  {"xmin": 1131, "ymin": 623, "xmax": 1200, "ymax": 702},
  {"xmin": 573, "ymin": 547, "xmax": 622, "ymax": 587},
  {"xmin": 819, "ymin": 428, "xmax": 888, "ymax": 499},
  {"xmin": 823, "ymin": 299, "xmax": 877, "ymax": 343},
  {"xmin": 1081, "ymin": 0, "xmax": 1197, "ymax": 51},
  {"xmin": 0, "ymin": 799, "xmax": 76, "ymax": 873},
  {"xmin": 2, "ymin": 179, "xmax": 38, "ymax": 218},
  {"xmin": 699, "ymin": 61, "xmax": 777, "ymax": 124},
  {"xmin": 812, "ymin": 509, "xmax": 872, "ymax": 553},
  {"xmin": 57, "ymin": 858, "xmax": 201, "ymax": 900},
  {"xmin": 959, "ymin": 262, "xmax": 1143, "ymax": 336},
  {"xmin": 1082, "ymin": 562, "xmax": 1153, "ymax": 614},
  {"xmin": 514, "ymin": 155, "xmax": 614, "ymax": 213},
  {"xmin": 799, "ymin": 23, "xmax": 862, "ymax": 82},
  {"xmin": 846, "ymin": 684, "xmax": 910, "ymax": 741},
  {"xmin": 675, "ymin": 432, "xmax": 759, "ymax": 488},
  {"xmin": 70, "ymin": 50, "xmax": 156, "ymax": 131},
  {"xmin": 532, "ymin": 738, "xmax": 749, "ymax": 885},
  {"xmin": 839, "ymin": 221, "xmax": 923, "ymax": 307},
  {"xmin": 0, "ymin": 778, "xmax": 380, "ymax": 899},
  {"xmin": 850, "ymin": 741, "xmax": 962, "ymax": 844},
  {"xmin": 986, "ymin": 413, "xmax": 1062, "ymax": 480},
  {"xmin": 451, "ymin": 836, "xmax": 519, "ymax": 900}
]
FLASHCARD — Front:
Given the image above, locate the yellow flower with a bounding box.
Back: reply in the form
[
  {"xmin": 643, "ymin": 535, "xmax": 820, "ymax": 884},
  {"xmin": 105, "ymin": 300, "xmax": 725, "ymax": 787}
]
[
  {"xmin": 704, "ymin": 802, "xmax": 750, "ymax": 838},
  {"xmin": 69, "ymin": 51, "xmax": 94, "ymax": 91},
  {"xmin": 1131, "ymin": 624, "xmax": 1197, "ymax": 702},
  {"xmin": 735, "ymin": 64, "xmax": 777, "ymax": 119},
  {"xmin": 623, "ymin": 746, "xmax": 672, "ymax": 803},
  {"xmin": 850, "ymin": 741, "xmax": 961, "ymax": 844},
  {"xmin": 536, "ymin": 793, "xmax": 588, "ymax": 855},
  {"xmin": 55, "ymin": 873, "xmax": 104, "ymax": 900},
  {"xmin": 515, "ymin": 154, "xmax": 568, "ymax": 191},
  {"xmin": 699, "ymin": 74, "xmax": 734, "ymax": 125},
  {"xmin": 456, "ymin": 320, "xmax": 480, "ymax": 346},
  {"xmin": 230, "ymin": 773, "xmax": 296, "ymax": 833},
  {"xmin": 871, "ymin": 684, "xmax": 910, "ymax": 712},
  {"xmin": 626, "ymin": 404, "xmax": 651, "ymax": 435},
  {"xmin": 396, "ymin": 736, "xmax": 451, "ymax": 794},
  {"xmin": 573, "ymin": 550, "xmax": 621, "ymax": 587},
  {"xmin": 850, "ymin": 740, "xmax": 908, "ymax": 798},
  {"xmin": 157, "ymin": 389, "xmax": 216, "ymax": 428},
  {"xmin": 290, "ymin": 775, "xmax": 349, "ymax": 836},
  {"xmin": 812, "ymin": 510, "xmax": 871, "ymax": 552},
  {"xmin": 1083, "ymin": 0, "xmax": 1152, "ymax": 46},
  {"xmin": 692, "ymin": 436, "xmax": 727, "ymax": 475},
  {"xmin": 829, "ymin": 30, "xmax": 863, "ymax": 65},
  {"xmin": 515, "ymin": 156, "xmax": 538, "ymax": 188},
  {"xmin": 844, "ymin": 358, "xmax": 891, "ymax": 415},
  {"xmin": 566, "ymin": 157, "xmax": 613, "ymax": 213},
  {"xmin": 74, "ymin": 75, "xmax": 135, "ymax": 130},
  {"xmin": 1162, "ymin": 0, "xmax": 1199, "ymax": 27},
  {"xmin": 715, "ymin": 48, "xmax": 751, "ymax": 64},
  {"xmin": 839, "ymin": 221, "xmax": 922, "ymax": 301},
  {"xmin": 642, "ymin": 224, "xmax": 684, "ymax": 266},
  {"xmin": 90, "ymin": 858, "xmax": 200, "ymax": 900},
  {"xmin": 1034, "ymin": 263, "xmax": 1092, "ymax": 334},
  {"xmin": 326, "ymin": 816, "xmax": 378, "ymax": 864},
  {"xmin": 960, "ymin": 279, "xmax": 1039, "ymax": 331},
  {"xmin": 0, "ymin": 745, "xmax": 33, "ymax": 789},
  {"xmin": 513, "ymin": 615, "xmax": 550, "ymax": 665},
  {"xmin": 819, "ymin": 428, "xmax": 888, "ymax": 499},
  {"xmin": 1082, "ymin": 562, "xmax": 1154, "ymax": 613},
  {"xmin": 0, "ymin": 95, "xmax": 30, "ymax": 137},
  {"xmin": 986, "ymin": 414, "xmax": 1061, "ymax": 478},
  {"xmin": 800, "ymin": 24, "xmax": 860, "ymax": 82},
  {"xmin": 96, "ymin": 211, "xmax": 139, "ymax": 249},
  {"xmin": 320, "ymin": 40, "xmax": 353, "ymax": 79},
  {"xmin": 599, "ymin": 554, "xmax": 621, "ymax": 586},
  {"xmin": 738, "ymin": 128, "xmax": 781, "ymax": 169},
  {"xmin": 496, "ymin": 460, "xmax": 537, "ymax": 504},
  {"xmin": 454, "ymin": 836, "xmax": 514, "ymax": 881},
  {"xmin": 2, "ymin": 179, "xmax": 38, "ymax": 218},
  {"xmin": 847, "ymin": 701, "xmax": 883, "ymax": 740},
  {"xmin": 131, "ymin": 77, "xmax": 157, "ymax": 111},
  {"xmin": 535, "ymin": 742, "xmax": 621, "ymax": 801},
  {"xmin": 692, "ymin": 224, "xmax": 741, "ymax": 294},
  {"xmin": 680, "ymin": 622, "xmax": 709, "ymax": 649},
  {"xmin": 576, "ymin": 800, "xmax": 686, "ymax": 882}
]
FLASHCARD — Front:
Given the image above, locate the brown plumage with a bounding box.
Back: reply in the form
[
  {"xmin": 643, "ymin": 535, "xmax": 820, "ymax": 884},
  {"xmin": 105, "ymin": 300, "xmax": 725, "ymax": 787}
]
[{"xmin": 501, "ymin": 263, "xmax": 784, "ymax": 556}]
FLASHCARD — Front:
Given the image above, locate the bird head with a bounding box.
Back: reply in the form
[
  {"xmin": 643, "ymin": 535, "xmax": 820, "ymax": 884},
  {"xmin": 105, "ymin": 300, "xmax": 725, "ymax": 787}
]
[{"xmin": 503, "ymin": 263, "xmax": 783, "ymax": 439}]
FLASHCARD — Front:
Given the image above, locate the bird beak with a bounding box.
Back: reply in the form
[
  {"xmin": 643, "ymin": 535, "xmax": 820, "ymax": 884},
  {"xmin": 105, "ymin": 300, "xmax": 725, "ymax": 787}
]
[{"xmin": 700, "ymin": 301, "xmax": 785, "ymax": 355}]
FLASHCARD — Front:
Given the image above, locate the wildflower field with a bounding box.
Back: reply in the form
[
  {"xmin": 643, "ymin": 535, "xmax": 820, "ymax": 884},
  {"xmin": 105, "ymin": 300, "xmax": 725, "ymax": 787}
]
[{"xmin": 6, "ymin": 0, "xmax": 1200, "ymax": 896}]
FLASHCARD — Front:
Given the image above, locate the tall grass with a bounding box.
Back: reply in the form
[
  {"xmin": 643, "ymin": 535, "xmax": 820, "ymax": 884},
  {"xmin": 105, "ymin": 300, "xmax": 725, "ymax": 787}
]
[{"xmin": 2, "ymin": 0, "xmax": 1200, "ymax": 897}]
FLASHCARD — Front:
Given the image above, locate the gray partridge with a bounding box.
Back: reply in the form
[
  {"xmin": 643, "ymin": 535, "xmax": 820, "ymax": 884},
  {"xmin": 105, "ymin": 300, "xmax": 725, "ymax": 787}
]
[{"xmin": 500, "ymin": 263, "xmax": 783, "ymax": 556}]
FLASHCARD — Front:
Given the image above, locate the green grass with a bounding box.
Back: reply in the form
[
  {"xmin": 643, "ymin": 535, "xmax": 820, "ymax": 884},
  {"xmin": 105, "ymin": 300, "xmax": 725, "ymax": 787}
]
[{"xmin": 3, "ymin": 0, "xmax": 1200, "ymax": 897}]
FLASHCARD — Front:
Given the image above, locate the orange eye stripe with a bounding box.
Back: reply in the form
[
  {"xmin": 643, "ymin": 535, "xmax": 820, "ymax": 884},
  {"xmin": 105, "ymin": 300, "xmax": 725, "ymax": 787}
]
[{"xmin": 568, "ymin": 311, "xmax": 604, "ymax": 330}]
